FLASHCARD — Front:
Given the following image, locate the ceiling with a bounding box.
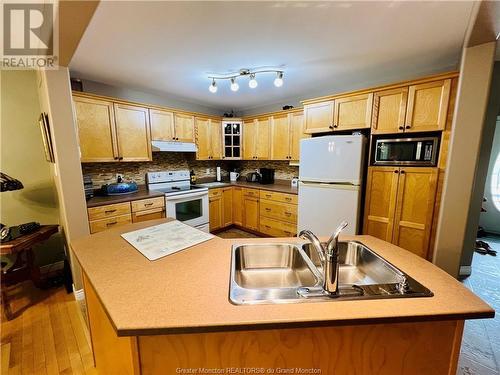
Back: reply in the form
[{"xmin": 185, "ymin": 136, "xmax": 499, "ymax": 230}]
[{"xmin": 70, "ymin": 1, "xmax": 475, "ymax": 113}]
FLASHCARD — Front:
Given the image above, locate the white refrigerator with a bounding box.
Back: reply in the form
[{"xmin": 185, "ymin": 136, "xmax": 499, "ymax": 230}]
[{"xmin": 298, "ymin": 135, "xmax": 366, "ymax": 236}]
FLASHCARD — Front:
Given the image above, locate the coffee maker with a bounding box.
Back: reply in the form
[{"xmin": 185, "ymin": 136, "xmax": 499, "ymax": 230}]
[{"xmin": 259, "ymin": 168, "xmax": 275, "ymax": 184}]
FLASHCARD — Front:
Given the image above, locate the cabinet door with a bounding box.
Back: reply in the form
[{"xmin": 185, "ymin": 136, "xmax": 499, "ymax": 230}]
[
  {"xmin": 149, "ymin": 109, "xmax": 174, "ymax": 141},
  {"xmin": 73, "ymin": 96, "xmax": 118, "ymax": 162},
  {"xmin": 392, "ymin": 167, "xmax": 438, "ymax": 258},
  {"xmin": 113, "ymin": 103, "xmax": 152, "ymax": 162},
  {"xmin": 174, "ymin": 113, "xmax": 195, "ymax": 142},
  {"xmin": 363, "ymin": 167, "xmax": 400, "ymax": 242},
  {"xmin": 371, "ymin": 88, "xmax": 408, "ymax": 134},
  {"xmin": 243, "ymin": 196, "xmax": 259, "ymax": 231},
  {"xmin": 232, "ymin": 187, "xmax": 243, "ymax": 226},
  {"xmin": 222, "ymin": 187, "xmax": 233, "ymax": 227},
  {"xmin": 195, "ymin": 117, "xmax": 211, "ymax": 160},
  {"xmin": 243, "ymin": 120, "xmax": 256, "ymax": 160},
  {"xmin": 334, "ymin": 93, "xmax": 373, "ymax": 130},
  {"xmin": 405, "ymin": 79, "xmax": 451, "ymax": 133},
  {"xmin": 210, "ymin": 119, "xmax": 223, "ymax": 159},
  {"xmin": 304, "ymin": 100, "xmax": 334, "ymax": 134},
  {"xmin": 209, "ymin": 195, "xmax": 223, "ymax": 232},
  {"xmin": 290, "ymin": 111, "xmax": 308, "ymax": 161},
  {"xmin": 270, "ymin": 114, "xmax": 290, "ymax": 160},
  {"xmin": 255, "ymin": 117, "xmax": 271, "ymax": 160}
]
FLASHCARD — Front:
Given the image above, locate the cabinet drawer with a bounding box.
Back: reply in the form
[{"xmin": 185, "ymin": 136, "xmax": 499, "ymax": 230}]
[
  {"xmin": 242, "ymin": 188, "xmax": 260, "ymax": 198},
  {"xmin": 260, "ymin": 199, "xmax": 297, "ymax": 224},
  {"xmin": 131, "ymin": 197, "xmax": 164, "ymax": 212},
  {"xmin": 259, "ymin": 217, "xmax": 297, "ymax": 237},
  {"xmin": 131, "ymin": 207, "xmax": 165, "ymax": 223},
  {"xmin": 89, "ymin": 214, "xmax": 132, "ymax": 233},
  {"xmin": 88, "ymin": 202, "xmax": 131, "ymax": 221},
  {"xmin": 209, "ymin": 188, "xmax": 223, "ymax": 198},
  {"xmin": 259, "ymin": 190, "xmax": 298, "ymax": 205}
]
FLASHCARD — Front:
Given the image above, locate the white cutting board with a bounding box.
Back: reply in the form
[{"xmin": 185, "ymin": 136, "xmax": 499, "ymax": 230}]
[{"xmin": 121, "ymin": 220, "xmax": 214, "ymax": 261}]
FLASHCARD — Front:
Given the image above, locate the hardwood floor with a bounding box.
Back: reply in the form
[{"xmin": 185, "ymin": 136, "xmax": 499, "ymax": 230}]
[
  {"xmin": 458, "ymin": 235, "xmax": 500, "ymax": 375},
  {"xmin": 1, "ymin": 282, "xmax": 95, "ymax": 374}
]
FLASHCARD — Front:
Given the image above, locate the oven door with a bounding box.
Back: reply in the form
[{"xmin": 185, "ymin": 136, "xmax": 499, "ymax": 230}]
[{"xmin": 165, "ymin": 191, "xmax": 209, "ymax": 228}]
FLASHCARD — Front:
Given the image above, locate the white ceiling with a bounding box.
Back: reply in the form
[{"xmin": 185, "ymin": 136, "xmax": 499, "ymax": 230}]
[{"xmin": 70, "ymin": 1, "xmax": 474, "ymax": 113}]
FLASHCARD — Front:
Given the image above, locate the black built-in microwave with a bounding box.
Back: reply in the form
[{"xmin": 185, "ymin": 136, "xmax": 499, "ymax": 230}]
[{"xmin": 373, "ymin": 136, "xmax": 439, "ymax": 166}]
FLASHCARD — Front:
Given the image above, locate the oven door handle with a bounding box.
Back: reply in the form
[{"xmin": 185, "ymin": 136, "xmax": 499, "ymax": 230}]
[{"xmin": 166, "ymin": 191, "xmax": 208, "ymax": 200}]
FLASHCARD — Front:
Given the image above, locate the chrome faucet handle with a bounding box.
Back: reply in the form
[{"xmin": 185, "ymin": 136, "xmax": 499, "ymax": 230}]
[
  {"xmin": 299, "ymin": 229, "xmax": 325, "ymax": 265},
  {"xmin": 326, "ymin": 221, "xmax": 348, "ymax": 255}
]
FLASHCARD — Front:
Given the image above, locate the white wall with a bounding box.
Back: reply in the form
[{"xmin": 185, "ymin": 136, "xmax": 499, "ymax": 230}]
[{"xmin": 480, "ymin": 117, "xmax": 500, "ymax": 234}]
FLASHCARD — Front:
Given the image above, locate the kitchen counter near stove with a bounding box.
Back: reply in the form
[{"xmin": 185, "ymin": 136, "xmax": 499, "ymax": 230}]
[
  {"xmin": 197, "ymin": 179, "xmax": 299, "ymax": 195},
  {"xmin": 86, "ymin": 184, "xmax": 165, "ymax": 208}
]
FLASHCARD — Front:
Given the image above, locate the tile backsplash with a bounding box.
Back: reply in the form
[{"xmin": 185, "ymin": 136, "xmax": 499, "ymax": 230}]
[{"xmin": 81, "ymin": 153, "xmax": 298, "ymax": 188}]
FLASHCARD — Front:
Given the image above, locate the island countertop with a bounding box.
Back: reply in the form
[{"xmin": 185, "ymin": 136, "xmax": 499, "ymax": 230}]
[{"xmin": 70, "ymin": 219, "xmax": 494, "ymax": 337}]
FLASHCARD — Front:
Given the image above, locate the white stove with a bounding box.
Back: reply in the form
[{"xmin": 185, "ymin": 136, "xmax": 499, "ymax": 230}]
[{"xmin": 146, "ymin": 170, "xmax": 209, "ymax": 232}]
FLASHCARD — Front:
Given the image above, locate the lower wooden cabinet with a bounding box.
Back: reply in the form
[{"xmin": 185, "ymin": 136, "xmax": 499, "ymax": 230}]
[
  {"xmin": 232, "ymin": 187, "xmax": 243, "ymax": 226},
  {"xmin": 132, "ymin": 208, "xmax": 165, "ymax": 223},
  {"xmin": 209, "ymin": 190, "xmax": 223, "ymax": 232},
  {"xmin": 222, "ymin": 188, "xmax": 233, "ymax": 227},
  {"xmin": 363, "ymin": 166, "xmax": 438, "ymax": 258},
  {"xmin": 242, "ymin": 195, "xmax": 259, "ymax": 231}
]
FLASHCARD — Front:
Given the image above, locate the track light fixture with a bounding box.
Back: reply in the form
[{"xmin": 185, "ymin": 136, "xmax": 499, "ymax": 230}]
[{"xmin": 208, "ymin": 68, "xmax": 284, "ymax": 93}]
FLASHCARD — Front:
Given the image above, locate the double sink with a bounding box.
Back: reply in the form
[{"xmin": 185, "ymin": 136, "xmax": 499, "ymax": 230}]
[{"xmin": 229, "ymin": 241, "xmax": 432, "ymax": 305}]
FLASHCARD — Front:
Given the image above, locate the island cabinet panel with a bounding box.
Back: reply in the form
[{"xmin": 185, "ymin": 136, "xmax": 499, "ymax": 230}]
[
  {"xmin": 83, "ymin": 274, "xmax": 140, "ymax": 375},
  {"xmin": 363, "ymin": 166, "xmax": 438, "ymax": 259},
  {"xmin": 174, "ymin": 113, "xmax": 195, "ymax": 142},
  {"xmin": 149, "ymin": 109, "xmax": 175, "ymax": 141},
  {"xmin": 304, "ymin": 100, "xmax": 334, "ymax": 133},
  {"xmin": 405, "ymin": 79, "xmax": 451, "ymax": 133},
  {"xmin": 392, "ymin": 167, "xmax": 438, "ymax": 258},
  {"xmin": 114, "ymin": 104, "xmax": 152, "ymax": 162},
  {"xmin": 73, "ymin": 96, "xmax": 118, "ymax": 162},
  {"xmin": 333, "ymin": 93, "xmax": 373, "ymax": 130},
  {"xmin": 137, "ymin": 321, "xmax": 464, "ymax": 375},
  {"xmin": 371, "ymin": 87, "xmax": 408, "ymax": 134},
  {"xmin": 232, "ymin": 187, "xmax": 243, "ymax": 226}
]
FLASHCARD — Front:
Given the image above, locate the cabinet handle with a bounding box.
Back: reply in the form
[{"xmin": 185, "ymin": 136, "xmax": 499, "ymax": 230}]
[
  {"xmin": 106, "ymin": 221, "xmax": 118, "ymax": 226},
  {"xmin": 329, "ymin": 125, "xmax": 334, "ymax": 129},
  {"xmin": 285, "ymin": 197, "xmax": 292, "ymax": 201},
  {"xmin": 285, "ymin": 212, "xmax": 291, "ymax": 216},
  {"xmin": 265, "ymin": 208, "xmax": 271, "ymax": 211},
  {"xmin": 400, "ymin": 170, "xmax": 405, "ymax": 174},
  {"xmin": 118, "ymin": 156, "xmax": 123, "ymax": 160},
  {"xmin": 104, "ymin": 209, "xmax": 117, "ymax": 214},
  {"xmin": 114, "ymin": 156, "xmax": 119, "ymax": 160},
  {"xmin": 405, "ymin": 125, "xmax": 411, "ymax": 129},
  {"xmin": 265, "ymin": 225, "xmax": 271, "ymax": 229},
  {"xmin": 284, "ymin": 231, "xmax": 292, "ymax": 235},
  {"xmin": 398, "ymin": 126, "xmax": 404, "ymax": 130},
  {"xmin": 394, "ymin": 170, "xmax": 399, "ymax": 174},
  {"xmin": 144, "ymin": 203, "xmax": 154, "ymax": 207},
  {"xmin": 333, "ymin": 125, "xmax": 338, "ymax": 128}
]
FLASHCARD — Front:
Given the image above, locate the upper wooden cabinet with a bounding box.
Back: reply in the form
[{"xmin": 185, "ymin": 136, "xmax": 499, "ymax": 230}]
[
  {"xmin": 114, "ymin": 104, "xmax": 152, "ymax": 162},
  {"xmin": 372, "ymin": 79, "xmax": 451, "ymax": 134},
  {"xmin": 243, "ymin": 117, "xmax": 270, "ymax": 160},
  {"xmin": 269, "ymin": 111, "xmax": 308, "ymax": 161},
  {"xmin": 149, "ymin": 109, "xmax": 175, "ymax": 141},
  {"xmin": 195, "ymin": 117, "xmax": 222, "ymax": 160},
  {"xmin": 304, "ymin": 100, "xmax": 334, "ymax": 134},
  {"xmin": 363, "ymin": 166, "xmax": 438, "ymax": 259},
  {"xmin": 289, "ymin": 111, "xmax": 308, "ymax": 161},
  {"xmin": 73, "ymin": 96, "xmax": 118, "ymax": 162},
  {"xmin": 73, "ymin": 95, "xmax": 152, "ymax": 162},
  {"xmin": 173, "ymin": 113, "xmax": 195, "ymax": 142},
  {"xmin": 334, "ymin": 93, "xmax": 373, "ymax": 131},
  {"xmin": 405, "ymin": 79, "xmax": 451, "ymax": 133},
  {"xmin": 371, "ymin": 88, "xmax": 408, "ymax": 134}
]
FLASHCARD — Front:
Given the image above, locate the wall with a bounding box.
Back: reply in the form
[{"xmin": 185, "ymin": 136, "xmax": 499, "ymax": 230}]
[
  {"xmin": 81, "ymin": 154, "xmax": 298, "ymax": 187},
  {"xmin": 37, "ymin": 68, "xmax": 90, "ymax": 291},
  {"xmin": 75, "ymin": 78, "xmax": 223, "ymax": 116},
  {"xmin": 0, "ymin": 70, "xmax": 63, "ymax": 265},
  {"xmin": 479, "ymin": 116, "xmax": 500, "ymax": 234},
  {"xmin": 433, "ymin": 42, "xmax": 496, "ymax": 277}
]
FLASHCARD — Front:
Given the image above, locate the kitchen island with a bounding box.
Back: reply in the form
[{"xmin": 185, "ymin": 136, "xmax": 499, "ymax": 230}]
[{"xmin": 71, "ymin": 219, "xmax": 494, "ymax": 375}]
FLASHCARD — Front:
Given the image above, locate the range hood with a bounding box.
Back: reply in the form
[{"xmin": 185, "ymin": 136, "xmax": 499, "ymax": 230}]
[{"xmin": 151, "ymin": 140, "xmax": 197, "ymax": 153}]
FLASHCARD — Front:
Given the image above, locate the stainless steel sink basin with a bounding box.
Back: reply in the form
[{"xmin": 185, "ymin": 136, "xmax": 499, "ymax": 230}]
[{"xmin": 229, "ymin": 241, "xmax": 432, "ymax": 305}]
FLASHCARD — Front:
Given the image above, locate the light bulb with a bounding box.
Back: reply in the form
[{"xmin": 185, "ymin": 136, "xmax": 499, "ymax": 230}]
[
  {"xmin": 248, "ymin": 74, "xmax": 258, "ymax": 89},
  {"xmin": 230, "ymin": 78, "xmax": 239, "ymax": 92},
  {"xmin": 209, "ymin": 79, "xmax": 217, "ymax": 93},
  {"xmin": 274, "ymin": 72, "xmax": 284, "ymax": 87}
]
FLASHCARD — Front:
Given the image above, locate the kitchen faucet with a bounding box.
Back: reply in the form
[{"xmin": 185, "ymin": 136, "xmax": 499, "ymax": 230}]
[{"xmin": 299, "ymin": 221, "xmax": 349, "ymax": 296}]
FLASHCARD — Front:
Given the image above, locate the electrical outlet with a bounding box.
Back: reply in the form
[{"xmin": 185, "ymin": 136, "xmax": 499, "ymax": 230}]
[{"xmin": 116, "ymin": 173, "xmax": 124, "ymax": 180}]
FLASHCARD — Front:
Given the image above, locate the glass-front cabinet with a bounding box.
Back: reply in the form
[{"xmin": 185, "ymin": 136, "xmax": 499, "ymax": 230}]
[{"xmin": 222, "ymin": 119, "xmax": 242, "ymax": 160}]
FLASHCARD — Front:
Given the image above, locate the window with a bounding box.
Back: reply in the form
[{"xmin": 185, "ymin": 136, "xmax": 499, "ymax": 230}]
[{"xmin": 492, "ymin": 151, "xmax": 500, "ymax": 211}]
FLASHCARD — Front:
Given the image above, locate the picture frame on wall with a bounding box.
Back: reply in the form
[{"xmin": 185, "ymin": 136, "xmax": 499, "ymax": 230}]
[{"xmin": 38, "ymin": 112, "xmax": 55, "ymax": 163}]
